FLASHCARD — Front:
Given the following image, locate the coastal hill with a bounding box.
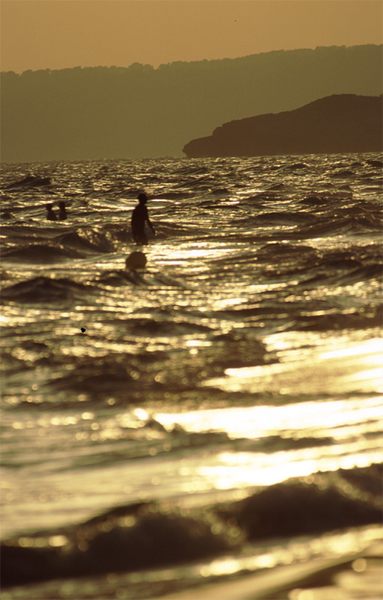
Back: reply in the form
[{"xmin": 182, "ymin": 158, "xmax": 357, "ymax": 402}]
[
  {"xmin": 183, "ymin": 94, "xmax": 383, "ymax": 158},
  {"xmin": 1, "ymin": 45, "xmax": 382, "ymax": 162}
]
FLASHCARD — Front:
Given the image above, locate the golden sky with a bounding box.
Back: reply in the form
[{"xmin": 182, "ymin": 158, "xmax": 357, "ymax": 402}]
[{"xmin": 1, "ymin": 0, "xmax": 382, "ymax": 72}]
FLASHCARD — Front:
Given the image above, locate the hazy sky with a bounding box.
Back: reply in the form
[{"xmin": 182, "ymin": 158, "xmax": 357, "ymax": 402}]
[{"xmin": 1, "ymin": 0, "xmax": 382, "ymax": 72}]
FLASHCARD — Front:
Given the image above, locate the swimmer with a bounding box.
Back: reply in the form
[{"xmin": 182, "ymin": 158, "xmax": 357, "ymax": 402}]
[
  {"xmin": 58, "ymin": 201, "xmax": 68, "ymax": 220},
  {"xmin": 45, "ymin": 203, "xmax": 57, "ymax": 221},
  {"xmin": 125, "ymin": 251, "xmax": 147, "ymax": 271},
  {"xmin": 131, "ymin": 192, "xmax": 155, "ymax": 245}
]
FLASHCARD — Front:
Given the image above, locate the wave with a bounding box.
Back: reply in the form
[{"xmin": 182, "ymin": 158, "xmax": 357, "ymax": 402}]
[
  {"xmin": 330, "ymin": 169, "xmax": 355, "ymax": 178},
  {"xmin": 288, "ymin": 216, "xmax": 381, "ymax": 238},
  {"xmin": 1, "ymin": 227, "xmax": 120, "ymax": 263},
  {"xmin": 0, "ymin": 503, "xmax": 234, "ymax": 588},
  {"xmin": 253, "ymin": 211, "xmax": 315, "ymax": 225},
  {"xmin": 233, "ymin": 469, "xmax": 382, "ymax": 541},
  {"xmin": 1, "ymin": 465, "xmax": 381, "ymax": 588},
  {"xmin": 1, "ymin": 276, "xmax": 93, "ymax": 303},
  {"xmin": 300, "ymin": 259, "xmax": 383, "ymax": 289},
  {"xmin": 256, "ymin": 242, "xmax": 317, "ymax": 262},
  {"xmin": 256, "ymin": 243, "xmax": 382, "ymax": 294},
  {"xmin": 366, "ymin": 158, "xmax": 383, "ymax": 168},
  {"xmin": 6, "ymin": 175, "xmax": 52, "ymax": 190},
  {"xmin": 296, "ymin": 306, "xmax": 383, "ymax": 332},
  {"xmin": 57, "ymin": 228, "xmax": 115, "ymax": 253},
  {"xmin": 0, "ymin": 244, "xmax": 82, "ymax": 262},
  {"xmin": 97, "ymin": 269, "xmax": 143, "ymax": 286}
]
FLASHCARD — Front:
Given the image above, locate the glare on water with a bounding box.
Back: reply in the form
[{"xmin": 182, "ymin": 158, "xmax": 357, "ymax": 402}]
[{"xmin": 1, "ymin": 154, "xmax": 382, "ymax": 596}]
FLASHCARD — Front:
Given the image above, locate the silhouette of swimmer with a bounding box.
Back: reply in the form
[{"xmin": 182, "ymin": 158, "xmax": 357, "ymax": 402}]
[
  {"xmin": 45, "ymin": 203, "xmax": 57, "ymax": 221},
  {"xmin": 131, "ymin": 192, "xmax": 155, "ymax": 245},
  {"xmin": 125, "ymin": 251, "xmax": 147, "ymax": 271},
  {"xmin": 58, "ymin": 201, "xmax": 68, "ymax": 220}
]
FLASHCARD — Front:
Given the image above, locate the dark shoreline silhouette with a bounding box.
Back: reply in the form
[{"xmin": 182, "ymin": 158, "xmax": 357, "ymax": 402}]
[
  {"xmin": 183, "ymin": 94, "xmax": 383, "ymax": 157},
  {"xmin": 1, "ymin": 45, "xmax": 382, "ymax": 161}
]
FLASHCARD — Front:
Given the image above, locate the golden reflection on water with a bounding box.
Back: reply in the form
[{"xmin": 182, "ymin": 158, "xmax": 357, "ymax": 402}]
[
  {"xmin": 156, "ymin": 397, "xmax": 383, "ymax": 439},
  {"xmin": 203, "ymin": 335, "xmax": 383, "ymax": 395},
  {"xmin": 199, "ymin": 553, "xmax": 278, "ymax": 578},
  {"xmin": 212, "ymin": 297, "xmax": 245, "ymax": 309},
  {"xmin": 318, "ymin": 338, "xmax": 382, "ymax": 360},
  {"xmin": 155, "ymin": 244, "xmax": 236, "ymax": 266},
  {"xmin": 199, "ymin": 525, "xmax": 383, "ymax": 582},
  {"xmin": 154, "ymin": 392, "xmax": 383, "ymax": 489},
  {"xmin": 18, "ymin": 535, "xmax": 67, "ymax": 548},
  {"xmin": 196, "ymin": 445, "xmax": 382, "ymax": 490}
]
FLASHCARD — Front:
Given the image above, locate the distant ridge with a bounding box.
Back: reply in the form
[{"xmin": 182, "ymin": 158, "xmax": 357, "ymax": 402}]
[
  {"xmin": 183, "ymin": 94, "xmax": 383, "ymax": 157},
  {"xmin": 1, "ymin": 45, "xmax": 382, "ymax": 161}
]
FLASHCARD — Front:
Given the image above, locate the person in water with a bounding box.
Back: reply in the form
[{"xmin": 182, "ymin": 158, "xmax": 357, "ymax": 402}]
[
  {"xmin": 131, "ymin": 192, "xmax": 155, "ymax": 245},
  {"xmin": 125, "ymin": 251, "xmax": 147, "ymax": 271},
  {"xmin": 45, "ymin": 203, "xmax": 57, "ymax": 221},
  {"xmin": 58, "ymin": 201, "xmax": 67, "ymax": 220}
]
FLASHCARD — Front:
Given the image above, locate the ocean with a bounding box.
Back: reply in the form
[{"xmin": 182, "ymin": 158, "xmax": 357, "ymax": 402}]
[{"xmin": 1, "ymin": 154, "xmax": 382, "ymax": 599}]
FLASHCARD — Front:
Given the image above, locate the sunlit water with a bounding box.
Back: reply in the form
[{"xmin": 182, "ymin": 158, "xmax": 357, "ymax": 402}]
[{"xmin": 1, "ymin": 154, "xmax": 382, "ymax": 598}]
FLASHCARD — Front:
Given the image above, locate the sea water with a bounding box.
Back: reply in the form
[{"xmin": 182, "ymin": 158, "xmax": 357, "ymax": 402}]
[{"xmin": 1, "ymin": 154, "xmax": 382, "ymax": 598}]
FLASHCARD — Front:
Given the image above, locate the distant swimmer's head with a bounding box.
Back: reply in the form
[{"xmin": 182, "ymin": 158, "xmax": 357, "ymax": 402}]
[
  {"xmin": 137, "ymin": 192, "xmax": 148, "ymax": 204},
  {"xmin": 125, "ymin": 251, "xmax": 147, "ymax": 271},
  {"xmin": 58, "ymin": 201, "xmax": 66, "ymax": 209},
  {"xmin": 45, "ymin": 203, "xmax": 57, "ymax": 220}
]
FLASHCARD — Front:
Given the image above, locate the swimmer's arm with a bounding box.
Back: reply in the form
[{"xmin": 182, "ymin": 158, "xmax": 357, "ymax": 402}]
[{"xmin": 146, "ymin": 215, "xmax": 155, "ymax": 233}]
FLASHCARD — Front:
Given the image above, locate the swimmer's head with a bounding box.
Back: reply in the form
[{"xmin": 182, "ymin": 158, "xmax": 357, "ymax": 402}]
[
  {"xmin": 137, "ymin": 192, "xmax": 148, "ymax": 204},
  {"xmin": 58, "ymin": 201, "xmax": 66, "ymax": 209},
  {"xmin": 125, "ymin": 251, "xmax": 147, "ymax": 271},
  {"xmin": 45, "ymin": 203, "xmax": 54, "ymax": 211}
]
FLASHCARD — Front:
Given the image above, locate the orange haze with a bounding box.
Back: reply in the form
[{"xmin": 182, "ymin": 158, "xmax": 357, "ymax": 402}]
[{"xmin": 1, "ymin": 0, "xmax": 382, "ymax": 73}]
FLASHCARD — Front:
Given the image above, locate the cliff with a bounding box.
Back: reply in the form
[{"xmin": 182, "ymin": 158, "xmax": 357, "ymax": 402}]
[{"xmin": 183, "ymin": 94, "xmax": 383, "ymax": 157}]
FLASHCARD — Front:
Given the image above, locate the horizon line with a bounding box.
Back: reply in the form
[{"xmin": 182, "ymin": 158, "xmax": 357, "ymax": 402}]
[{"xmin": 1, "ymin": 43, "xmax": 381, "ymax": 76}]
